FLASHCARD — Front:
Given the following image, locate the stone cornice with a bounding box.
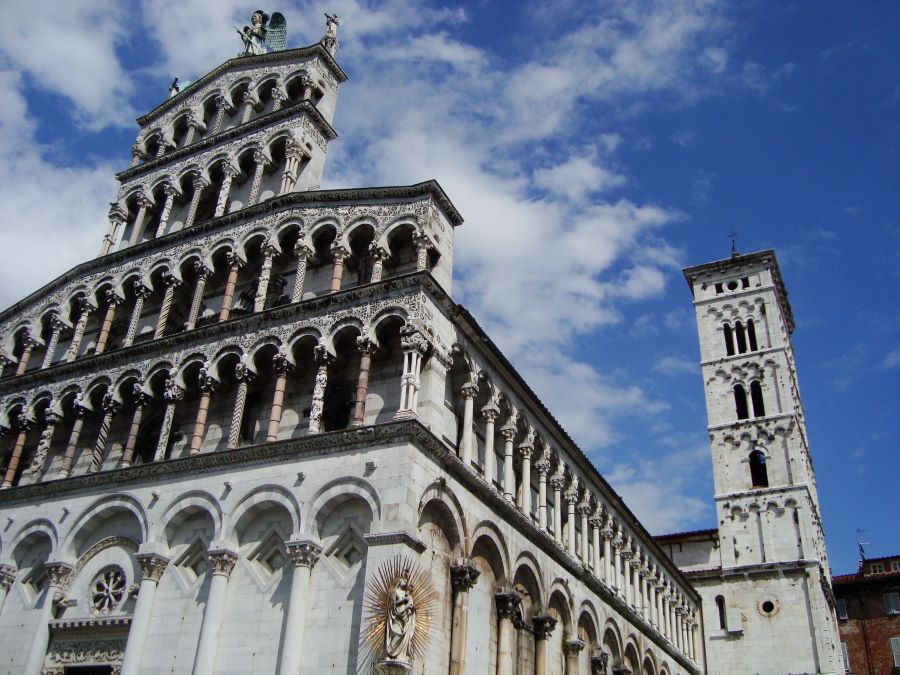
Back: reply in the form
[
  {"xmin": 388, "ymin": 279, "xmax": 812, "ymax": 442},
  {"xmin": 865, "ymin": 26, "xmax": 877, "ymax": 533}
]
[
  {"xmin": 49, "ymin": 616, "xmax": 132, "ymax": 635},
  {"xmin": 683, "ymin": 249, "xmax": 794, "ymax": 333},
  {"xmin": 0, "ymin": 183, "xmax": 462, "ymax": 322},
  {"xmin": 0, "ymin": 272, "xmax": 441, "ymax": 395},
  {"xmin": 686, "ymin": 559, "xmax": 820, "ymax": 581},
  {"xmin": 138, "ymin": 44, "xmax": 348, "ymax": 126},
  {"xmin": 119, "ymin": 99, "xmax": 338, "ymax": 183},
  {"xmin": 363, "ymin": 531, "xmax": 427, "ymax": 553}
]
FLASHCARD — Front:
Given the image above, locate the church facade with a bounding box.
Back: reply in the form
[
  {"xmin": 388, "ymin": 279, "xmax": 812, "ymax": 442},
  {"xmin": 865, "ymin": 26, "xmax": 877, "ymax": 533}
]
[{"xmin": 0, "ymin": 17, "xmax": 837, "ymax": 675}]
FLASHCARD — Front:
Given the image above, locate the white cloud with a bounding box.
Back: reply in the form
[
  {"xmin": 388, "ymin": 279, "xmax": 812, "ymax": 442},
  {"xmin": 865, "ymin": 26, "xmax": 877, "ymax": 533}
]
[
  {"xmin": 653, "ymin": 355, "xmax": 697, "ymax": 375},
  {"xmin": 742, "ymin": 60, "xmax": 796, "ymax": 95},
  {"xmin": 882, "ymin": 350, "xmax": 900, "ymax": 369},
  {"xmin": 701, "ymin": 46, "xmax": 729, "ymax": 74},
  {"xmin": 533, "ymin": 152, "xmax": 627, "ymax": 202},
  {"xmin": 0, "ymin": 0, "xmax": 135, "ymax": 129}
]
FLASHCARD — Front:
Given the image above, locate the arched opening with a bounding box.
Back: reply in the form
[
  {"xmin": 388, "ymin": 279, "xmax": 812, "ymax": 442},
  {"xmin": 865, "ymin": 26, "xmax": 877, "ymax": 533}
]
[
  {"xmin": 750, "ymin": 381, "xmax": 765, "ymax": 417},
  {"xmin": 749, "ymin": 450, "xmax": 769, "ymax": 488},
  {"xmin": 734, "ymin": 321, "xmax": 747, "ymax": 354},
  {"xmin": 747, "ymin": 318, "xmax": 758, "ymax": 351},
  {"xmin": 715, "ymin": 595, "xmax": 727, "ymax": 630},
  {"xmin": 733, "ymin": 384, "xmax": 749, "ymax": 421},
  {"xmin": 723, "ymin": 323, "xmax": 735, "ymax": 356}
]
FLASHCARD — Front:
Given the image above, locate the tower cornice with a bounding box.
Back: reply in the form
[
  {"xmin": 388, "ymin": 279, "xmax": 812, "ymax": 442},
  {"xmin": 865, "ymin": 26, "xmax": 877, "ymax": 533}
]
[{"xmin": 137, "ymin": 44, "xmax": 348, "ymax": 127}]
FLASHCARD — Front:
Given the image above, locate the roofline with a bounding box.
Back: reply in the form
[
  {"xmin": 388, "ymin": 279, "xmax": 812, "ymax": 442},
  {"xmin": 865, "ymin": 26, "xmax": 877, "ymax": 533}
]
[
  {"xmin": 137, "ymin": 44, "xmax": 348, "ymax": 127},
  {"xmin": 451, "ymin": 306, "xmax": 701, "ymax": 600},
  {"xmin": 682, "ymin": 249, "xmax": 795, "ymax": 333},
  {"xmin": 655, "ymin": 528, "xmax": 719, "ymax": 542},
  {"xmin": 0, "ymin": 180, "xmax": 463, "ymax": 323}
]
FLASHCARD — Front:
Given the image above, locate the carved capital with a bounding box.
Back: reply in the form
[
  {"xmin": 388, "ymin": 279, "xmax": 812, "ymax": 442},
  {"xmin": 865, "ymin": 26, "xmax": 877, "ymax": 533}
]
[
  {"xmin": 193, "ymin": 260, "xmax": 213, "ymax": 280},
  {"xmin": 449, "ymin": 559, "xmax": 480, "ymax": 593},
  {"xmin": 198, "ymin": 367, "xmax": 218, "ymax": 393},
  {"xmin": 400, "ymin": 325, "xmax": 430, "ymax": 356},
  {"xmin": 0, "ymin": 564, "xmax": 16, "ymax": 591},
  {"xmin": 499, "ymin": 425, "xmax": 517, "ymax": 443},
  {"xmin": 293, "ymin": 241, "xmax": 315, "ymax": 259},
  {"xmin": 480, "ymin": 404, "xmax": 500, "ymax": 423},
  {"xmin": 577, "ymin": 502, "xmax": 592, "ymax": 518},
  {"xmin": 369, "ymin": 244, "xmax": 390, "ymax": 262},
  {"xmin": 207, "ymin": 549, "xmax": 238, "ymax": 577},
  {"xmin": 549, "ymin": 474, "xmax": 566, "ymax": 491},
  {"xmin": 234, "ymin": 360, "xmax": 257, "ymax": 384},
  {"xmin": 590, "ymin": 650, "xmax": 610, "ymax": 675},
  {"xmin": 535, "ymin": 460, "xmax": 551, "ymax": 477},
  {"xmin": 564, "ymin": 637, "xmax": 585, "ymax": 656},
  {"xmin": 312, "ymin": 344, "xmax": 334, "ymax": 367},
  {"xmin": 15, "ymin": 414, "xmax": 36, "ymax": 433},
  {"xmin": 330, "ymin": 243, "xmax": 350, "ymax": 262},
  {"xmin": 162, "ymin": 271, "xmax": 182, "ymax": 288},
  {"xmin": 495, "ymin": 589, "xmax": 521, "ymax": 621},
  {"xmin": 104, "ymin": 288, "xmax": 125, "ymax": 306},
  {"xmin": 136, "ymin": 553, "xmax": 169, "ymax": 583},
  {"xmin": 285, "ymin": 540, "xmax": 322, "ymax": 568},
  {"xmin": 273, "ymin": 352, "xmax": 296, "ymax": 374},
  {"xmin": 163, "ymin": 377, "xmax": 185, "ymax": 404},
  {"xmin": 532, "ymin": 614, "xmax": 557, "ymax": 641},
  {"xmin": 459, "ymin": 382, "xmax": 478, "ymax": 400},
  {"xmin": 132, "ymin": 383, "xmax": 151, "ymax": 408},
  {"xmin": 101, "ymin": 392, "xmax": 121, "ymax": 417},
  {"xmin": 518, "ymin": 443, "xmax": 534, "ymax": 460},
  {"xmin": 356, "ymin": 335, "xmax": 377, "ymax": 357},
  {"xmin": 226, "ymin": 251, "xmax": 246, "ymax": 270},
  {"xmin": 133, "ymin": 280, "xmax": 152, "ymax": 299},
  {"xmin": 45, "ymin": 562, "xmax": 74, "ymax": 590}
]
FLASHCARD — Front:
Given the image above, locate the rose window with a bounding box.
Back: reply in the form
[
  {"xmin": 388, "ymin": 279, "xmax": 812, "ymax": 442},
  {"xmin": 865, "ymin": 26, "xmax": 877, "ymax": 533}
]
[{"xmin": 89, "ymin": 566, "xmax": 126, "ymax": 615}]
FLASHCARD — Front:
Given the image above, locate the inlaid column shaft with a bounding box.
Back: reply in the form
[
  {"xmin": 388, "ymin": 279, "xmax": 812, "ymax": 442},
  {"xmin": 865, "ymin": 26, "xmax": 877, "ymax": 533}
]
[
  {"xmin": 183, "ymin": 176, "xmax": 209, "ymax": 228},
  {"xmin": 269, "ymin": 354, "xmax": 294, "ymax": 440},
  {"xmin": 369, "ymin": 246, "xmax": 389, "ymax": 283},
  {"xmin": 58, "ymin": 404, "xmax": 87, "ymax": 479},
  {"xmin": 449, "ymin": 559, "xmax": 480, "ymax": 675},
  {"xmin": 120, "ymin": 387, "xmax": 149, "ymax": 467},
  {"xmin": 123, "ymin": 283, "xmax": 151, "ymax": 347},
  {"xmin": 214, "ymin": 166, "xmax": 238, "ymax": 217},
  {"xmin": 65, "ymin": 300, "xmax": 94, "ymax": 362},
  {"xmin": 291, "ymin": 244, "xmax": 313, "ymax": 303},
  {"xmin": 154, "ymin": 379, "xmax": 184, "ymax": 461},
  {"xmin": 41, "ymin": 317, "xmax": 65, "ymax": 368},
  {"xmin": 219, "ymin": 253, "xmax": 244, "ymax": 321},
  {"xmin": 278, "ymin": 540, "xmax": 321, "ymax": 675},
  {"xmin": 190, "ymin": 371, "xmax": 217, "ymax": 455},
  {"xmin": 186, "ymin": 264, "xmax": 212, "ymax": 330},
  {"xmin": 228, "ymin": 361, "xmax": 255, "ymax": 449},
  {"xmin": 253, "ymin": 244, "xmax": 278, "ymax": 312},
  {"xmin": 247, "ymin": 150, "xmax": 269, "ymax": 205},
  {"xmin": 94, "ymin": 291, "xmax": 123, "ymax": 354},
  {"xmin": 90, "ymin": 394, "xmax": 120, "ymax": 472},
  {"xmin": 120, "ymin": 554, "xmax": 169, "ymax": 675},
  {"xmin": 306, "ymin": 349, "xmax": 330, "ymax": 435},
  {"xmin": 1, "ymin": 417, "xmax": 33, "ymax": 488},
  {"xmin": 154, "ymin": 184, "xmax": 178, "ymax": 238},
  {"xmin": 154, "ymin": 273, "xmax": 181, "ymax": 339}
]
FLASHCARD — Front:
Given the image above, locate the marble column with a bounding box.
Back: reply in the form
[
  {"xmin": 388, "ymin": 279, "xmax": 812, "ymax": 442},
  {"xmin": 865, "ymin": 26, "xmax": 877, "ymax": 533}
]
[
  {"xmin": 458, "ymin": 382, "xmax": 478, "ymax": 467},
  {"xmin": 602, "ymin": 527, "xmax": 613, "ymax": 586},
  {"xmin": 128, "ymin": 193, "xmax": 154, "ymax": 246},
  {"xmin": 612, "ymin": 535, "xmax": 623, "ymax": 596},
  {"xmin": 25, "ymin": 411, "xmax": 60, "ymax": 482},
  {"xmin": 590, "ymin": 515, "xmax": 602, "ymax": 576},
  {"xmin": 550, "ymin": 474, "xmax": 565, "ymax": 544},
  {"xmin": 536, "ymin": 460, "xmax": 550, "ymax": 530},
  {"xmin": 186, "ymin": 263, "xmax": 213, "ymax": 330},
  {"xmin": 123, "ymin": 282, "xmax": 151, "ymax": 348},
  {"xmin": 219, "ymin": 252, "xmax": 245, "ymax": 321},
  {"xmin": 41, "ymin": 315, "xmax": 66, "ymax": 368},
  {"xmin": 58, "ymin": 402, "xmax": 87, "ymax": 479},
  {"xmin": 269, "ymin": 353, "xmax": 295, "ymax": 440},
  {"xmin": 99, "ymin": 204, "xmax": 127, "ymax": 255},
  {"xmin": 193, "ymin": 548, "xmax": 238, "ymax": 675},
  {"xmin": 154, "ymin": 378, "xmax": 184, "ymax": 461},
  {"xmin": 248, "ymin": 149, "xmax": 270, "ymax": 205},
  {"xmin": 500, "ymin": 424, "xmax": 516, "ymax": 501},
  {"xmin": 15, "ymin": 335, "xmax": 38, "ymax": 376},
  {"xmin": 0, "ymin": 564, "xmax": 16, "ymax": 616},
  {"xmin": 481, "ymin": 406, "xmax": 499, "ymax": 485},
  {"xmin": 369, "ymin": 246, "xmax": 390, "ymax": 283},
  {"xmin": 211, "ymin": 95, "xmax": 231, "ymax": 134},
  {"xmin": 253, "ymin": 243, "xmax": 279, "ymax": 313},
  {"xmin": 279, "ymin": 142, "xmax": 306, "ymax": 194},
  {"xmin": 24, "ymin": 562, "xmax": 72, "ymax": 675},
  {"xmin": 120, "ymin": 385, "xmax": 150, "ymax": 467},
  {"xmin": 648, "ymin": 578, "xmax": 658, "ymax": 628},
  {"xmin": 396, "ymin": 326, "xmax": 428, "ymax": 416},
  {"xmin": 190, "ymin": 369, "xmax": 218, "ymax": 454},
  {"xmin": 563, "ymin": 638, "xmax": 584, "ymax": 675},
  {"xmin": 329, "ymin": 244, "xmax": 349, "ymax": 293},
  {"xmin": 578, "ymin": 502, "xmax": 591, "ymax": 566},
  {"xmin": 278, "ymin": 540, "xmax": 321, "ymax": 675},
  {"xmin": 1, "ymin": 415, "xmax": 34, "ymax": 488},
  {"xmin": 120, "ymin": 553, "xmax": 169, "ymax": 675},
  {"xmin": 532, "ymin": 614, "xmax": 557, "ymax": 675},
  {"xmin": 89, "ymin": 393, "xmax": 120, "ymax": 472},
  {"xmin": 495, "ymin": 590, "xmax": 521, "ymax": 675},
  {"xmin": 290, "ymin": 242, "xmax": 314, "ymax": 303},
  {"xmin": 449, "ymin": 559, "xmax": 480, "ymax": 675},
  {"xmin": 655, "ymin": 583, "xmax": 665, "ymax": 636},
  {"xmin": 413, "ymin": 234, "xmax": 432, "ymax": 272},
  {"xmin": 306, "ymin": 347, "xmax": 331, "ymax": 435},
  {"xmin": 227, "ymin": 359, "xmax": 255, "ymax": 449},
  {"xmin": 519, "ymin": 439, "xmax": 534, "ymax": 517},
  {"xmin": 65, "ymin": 298, "xmax": 95, "ymax": 362},
  {"xmin": 564, "ymin": 487, "xmax": 578, "ymax": 557},
  {"xmin": 622, "ymin": 547, "xmax": 633, "ymax": 606},
  {"xmin": 271, "ymin": 86, "xmax": 287, "ymax": 112},
  {"xmin": 352, "ymin": 337, "xmax": 376, "ymax": 426},
  {"xmin": 183, "ymin": 174, "xmax": 210, "ymax": 229},
  {"xmin": 153, "ymin": 183, "xmax": 179, "ymax": 238},
  {"xmin": 214, "ymin": 165, "xmax": 239, "ymax": 218},
  {"xmin": 240, "ymin": 92, "xmax": 258, "ymax": 124},
  {"xmin": 94, "ymin": 290, "xmax": 124, "ymax": 354},
  {"xmin": 154, "ymin": 272, "xmax": 181, "ymax": 339}
]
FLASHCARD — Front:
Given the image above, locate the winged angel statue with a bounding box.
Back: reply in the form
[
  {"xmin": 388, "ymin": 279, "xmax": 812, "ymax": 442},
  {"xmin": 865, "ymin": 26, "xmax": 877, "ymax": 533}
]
[{"xmin": 236, "ymin": 10, "xmax": 287, "ymax": 56}]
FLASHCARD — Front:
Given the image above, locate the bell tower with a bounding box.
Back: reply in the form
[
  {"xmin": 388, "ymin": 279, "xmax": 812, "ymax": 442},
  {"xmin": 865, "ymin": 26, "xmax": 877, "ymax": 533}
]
[{"xmin": 683, "ymin": 249, "xmax": 841, "ymax": 673}]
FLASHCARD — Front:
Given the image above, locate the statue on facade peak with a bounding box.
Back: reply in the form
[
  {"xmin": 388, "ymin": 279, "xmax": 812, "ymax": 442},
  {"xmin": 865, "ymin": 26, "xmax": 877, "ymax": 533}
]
[
  {"xmin": 236, "ymin": 10, "xmax": 287, "ymax": 56},
  {"xmin": 321, "ymin": 12, "xmax": 341, "ymax": 56}
]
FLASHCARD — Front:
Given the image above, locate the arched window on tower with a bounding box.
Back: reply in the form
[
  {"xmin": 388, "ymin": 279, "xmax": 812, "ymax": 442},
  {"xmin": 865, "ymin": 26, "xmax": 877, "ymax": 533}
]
[
  {"xmin": 734, "ymin": 384, "xmax": 749, "ymax": 420},
  {"xmin": 716, "ymin": 595, "xmax": 727, "ymax": 630},
  {"xmin": 735, "ymin": 321, "xmax": 748, "ymax": 354},
  {"xmin": 750, "ymin": 381, "xmax": 765, "ymax": 417},
  {"xmin": 747, "ymin": 319, "xmax": 758, "ymax": 351},
  {"xmin": 749, "ymin": 449, "xmax": 769, "ymax": 488},
  {"xmin": 723, "ymin": 324, "xmax": 735, "ymax": 356}
]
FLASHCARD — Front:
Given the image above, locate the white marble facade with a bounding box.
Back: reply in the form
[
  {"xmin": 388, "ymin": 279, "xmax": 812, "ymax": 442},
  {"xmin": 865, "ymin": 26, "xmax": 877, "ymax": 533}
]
[{"xmin": 0, "ymin": 38, "xmax": 701, "ymax": 675}]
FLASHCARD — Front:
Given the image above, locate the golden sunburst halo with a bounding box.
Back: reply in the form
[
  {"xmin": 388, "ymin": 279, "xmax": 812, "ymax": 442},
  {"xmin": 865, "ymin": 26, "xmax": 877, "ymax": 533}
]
[{"xmin": 361, "ymin": 555, "xmax": 438, "ymax": 669}]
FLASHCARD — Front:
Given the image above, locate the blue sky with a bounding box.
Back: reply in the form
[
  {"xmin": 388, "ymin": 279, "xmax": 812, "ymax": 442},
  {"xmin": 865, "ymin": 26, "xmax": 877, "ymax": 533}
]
[{"xmin": 0, "ymin": 0, "xmax": 896, "ymax": 574}]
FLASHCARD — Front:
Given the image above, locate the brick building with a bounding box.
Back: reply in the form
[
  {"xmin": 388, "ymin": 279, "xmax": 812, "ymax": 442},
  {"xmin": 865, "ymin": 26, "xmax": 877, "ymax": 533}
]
[{"xmin": 833, "ymin": 555, "xmax": 900, "ymax": 673}]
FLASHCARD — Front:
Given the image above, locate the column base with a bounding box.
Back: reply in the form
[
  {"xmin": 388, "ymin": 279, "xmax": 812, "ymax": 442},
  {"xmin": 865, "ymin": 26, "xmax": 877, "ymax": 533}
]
[
  {"xmin": 375, "ymin": 659, "xmax": 412, "ymax": 675},
  {"xmin": 393, "ymin": 409, "xmax": 417, "ymax": 421}
]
